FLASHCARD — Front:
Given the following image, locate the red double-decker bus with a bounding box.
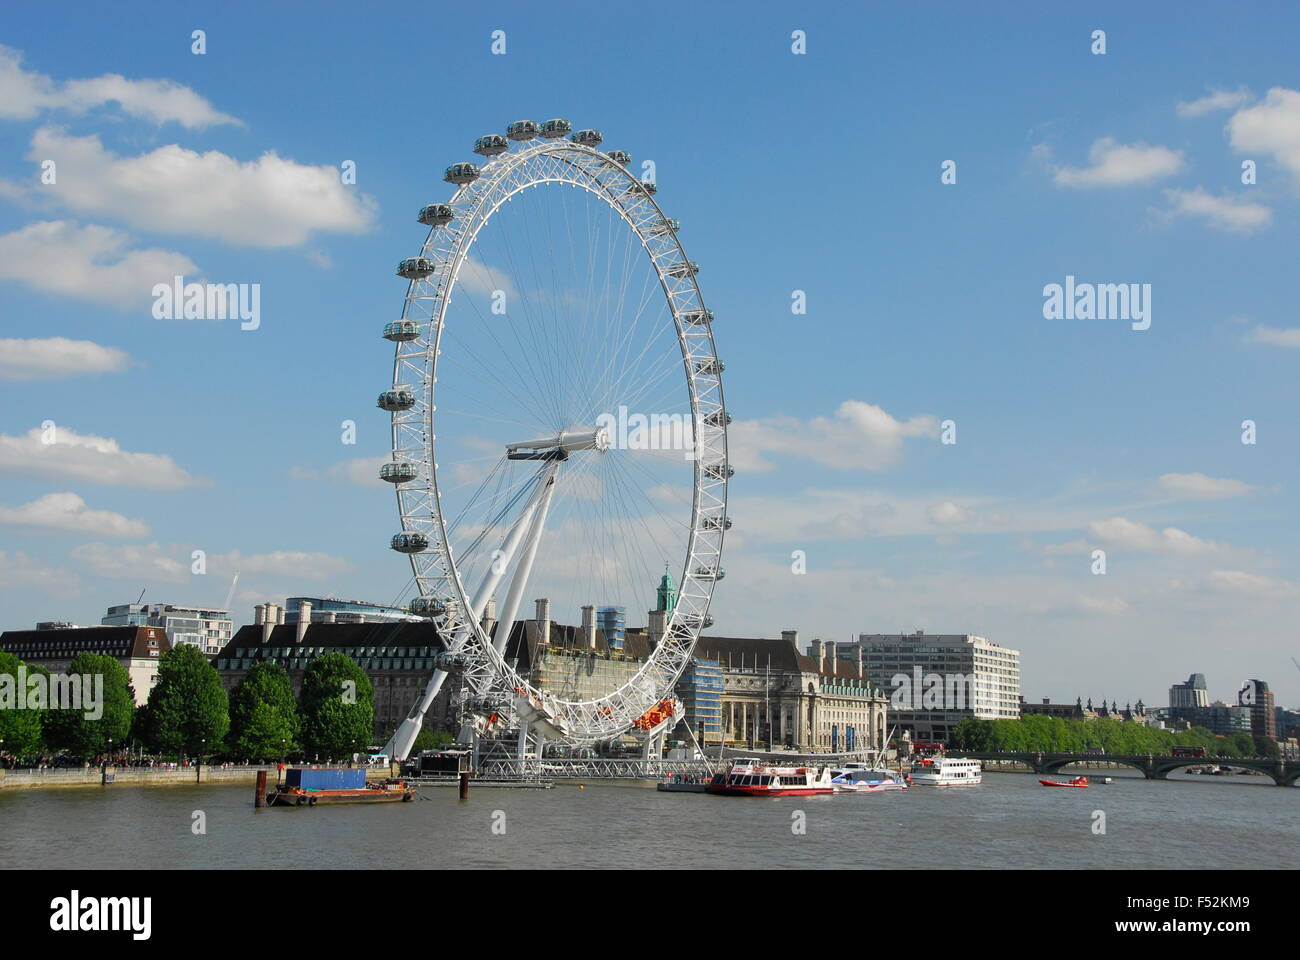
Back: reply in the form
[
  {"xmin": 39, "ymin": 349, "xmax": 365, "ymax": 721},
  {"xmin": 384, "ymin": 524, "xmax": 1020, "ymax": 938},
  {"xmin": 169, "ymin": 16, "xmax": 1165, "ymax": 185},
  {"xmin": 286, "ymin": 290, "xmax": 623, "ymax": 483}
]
[{"xmin": 1171, "ymin": 746, "xmax": 1207, "ymax": 758}]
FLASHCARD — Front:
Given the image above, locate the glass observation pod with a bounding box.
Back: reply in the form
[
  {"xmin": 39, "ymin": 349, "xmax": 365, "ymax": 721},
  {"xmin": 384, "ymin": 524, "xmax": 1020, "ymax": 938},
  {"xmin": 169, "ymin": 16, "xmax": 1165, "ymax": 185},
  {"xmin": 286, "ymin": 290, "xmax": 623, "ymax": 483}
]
[
  {"xmin": 377, "ymin": 390, "xmax": 417, "ymax": 411},
  {"xmin": 628, "ymin": 180, "xmax": 657, "ymax": 196},
  {"xmin": 570, "ymin": 128, "xmax": 603, "ymax": 147},
  {"xmin": 418, "ymin": 204, "xmax": 455, "ymax": 227},
  {"xmin": 702, "ymin": 515, "xmax": 733, "ymax": 531},
  {"xmin": 666, "ymin": 260, "xmax": 699, "ymax": 278},
  {"xmin": 702, "ymin": 410, "xmax": 732, "ymax": 427},
  {"xmin": 678, "ymin": 613, "xmax": 714, "ymax": 629},
  {"xmin": 437, "ymin": 651, "xmax": 472, "ymax": 669},
  {"xmin": 473, "ymin": 134, "xmax": 509, "ymax": 157},
  {"xmin": 397, "ymin": 257, "xmax": 436, "ymax": 279},
  {"xmin": 409, "ymin": 596, "xmax": 446, "ymax": 617},
  {"xmin": 649, "ymin": 217, "xmax": 680, "ymax": 235},
  {"xmin": 693, "ymin": 358, "xmax": 724, "ymax": 375},
  {"xmin": 506, "ymin": 120, "xmax": 540, "ymax": 141},
  {"xmin": 379, "ymin": 461, "xmax": 420, "ymax": 483},
  {"xmin": 704, "ymin": 463, "xmax": 735, "ymax": 480},
  {"xmin": 443, "ymin": 162, "xmax": 481, "ymax": 185},
  {"xmin": 694, "ymin": 566, "xmax": 725, "ymax": 581},
  {"xmin": 606, "ymin": 150, "xmax": 632, "ymax": 166},
  {"xmin": 390, "ymin": 532, "xmax": 429, "ymax": 554},
  {"xmin": 540, "ymin": 118, "xmax": 572, "ymax": 139},
  {"xmin": 382, "ymin": 321, "xmax": 420, "ymax": 342},
  {"xmin": 679, "ymin": 308, "xmax": 714, "ymax": 326}
]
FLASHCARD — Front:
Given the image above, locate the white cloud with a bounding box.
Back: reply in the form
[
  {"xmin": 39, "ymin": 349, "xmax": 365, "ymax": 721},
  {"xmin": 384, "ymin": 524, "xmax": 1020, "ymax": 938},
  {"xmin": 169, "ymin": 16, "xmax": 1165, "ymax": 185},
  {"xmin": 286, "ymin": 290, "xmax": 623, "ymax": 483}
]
[
  {"xmin": 216, "ymin": 549, "xmax": 355, "ymax": 581},
  {"xmin": 1206, "ymin": 570, "xmax": 1300, "ymax": 598},
  {"xmin": 1157, "ymin": 473, "xmax": 1254, "ymax": 500},
  {"xmin": 291, "ymin": 456, "xmax": 388, "ymax": 486},
  {"xmin": 0, "ymin": 549, "xmax": 77, "ymax": 592},
  {"xmin": 0, "ymin": 220, "xmax": 196, "ymax": 308},
  {"xmin": 927, "ymin": 501, "xmax": 970, "ymax": 526},
  {"xmin": 1227, "ymin": 86, "xmax": 1300, "ymax": 183},
  {"xmin": 0, "ymin": 336, "xmax": 131, "ymax": 380},
  {"xmin": 1161, "ymin": 188, "xmax": 1272, "ymax": 233},
  {"xmin": 28, "ymin": 128, "xmax": 376, "ymax": 248},
  {"xmin": 72, "ymin": 541, "xmax": 189, "ymax": 583},
  {"xmin": 1089, "ymin": 517, "xmax": 1223, "ymax": 555},
  {"xmin": 1245, "ymin": 325, "xmax": 1300, "ymax": 348},
  {"xmin": 0, "ymin": 45, "xmax": 238, "ymax": 128},
  {"xmin": 1176, "ymin": 88, "xmax": 1251, "ymax": 117},
  {"xmin": 0, "ymin": 425, "xmax": 206, "ymax": 490},
  {"xmin": 1052, "ymin": 138, "xmax": 1184, "ymax": 188},
  {"xmin": 730, "ymin": 400, "xmax": 937, "ymax": 473},
  {"xmin": 0, "ymin": 492, "xmax": 148, "ymax": 537}
]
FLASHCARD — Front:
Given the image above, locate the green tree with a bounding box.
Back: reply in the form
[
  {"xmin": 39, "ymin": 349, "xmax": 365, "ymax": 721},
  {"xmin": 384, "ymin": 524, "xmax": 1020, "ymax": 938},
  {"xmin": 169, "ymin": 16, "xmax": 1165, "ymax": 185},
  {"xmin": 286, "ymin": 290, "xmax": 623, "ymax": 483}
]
[
  {"xmin": 0, "ymin": 651, "xmax": 48, "ymax": 756},
  {"xmin": 43, "ymin": 652, "xmax": 134, "ymax": 759},
  {"xmin": 299, "ymin": 653, "xmax": 373, "ymax": 760},
  {"xmin": 138, "ymin": 645, "xmax": 229, "ymax": 758},
  {"xmin": 411, "ymin": 727, "xmax": 454, "ymax": 753},
  {"xmin": 227, "ymin": 662, "xmax": 301, "ymax": 761}
]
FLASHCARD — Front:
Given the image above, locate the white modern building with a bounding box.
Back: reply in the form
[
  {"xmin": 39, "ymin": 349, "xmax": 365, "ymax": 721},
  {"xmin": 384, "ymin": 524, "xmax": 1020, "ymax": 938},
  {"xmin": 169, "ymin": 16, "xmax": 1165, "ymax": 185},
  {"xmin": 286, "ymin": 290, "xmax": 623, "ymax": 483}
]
[
  {"xmin": 102, "ymin": 603, "xmax": 233, "ymax": 655},
  {"xmin": 840, "ymin": 630, "xmax": 1022, "ymax": 742}
]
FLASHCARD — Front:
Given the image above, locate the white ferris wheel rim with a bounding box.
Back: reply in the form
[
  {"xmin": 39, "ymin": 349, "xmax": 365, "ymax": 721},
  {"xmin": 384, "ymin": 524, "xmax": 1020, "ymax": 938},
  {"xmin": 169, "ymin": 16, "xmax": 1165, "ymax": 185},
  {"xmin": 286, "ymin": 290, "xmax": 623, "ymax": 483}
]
[{"xmin": 387, "ymin": 127, "xmax": 729, "ymax": 741}]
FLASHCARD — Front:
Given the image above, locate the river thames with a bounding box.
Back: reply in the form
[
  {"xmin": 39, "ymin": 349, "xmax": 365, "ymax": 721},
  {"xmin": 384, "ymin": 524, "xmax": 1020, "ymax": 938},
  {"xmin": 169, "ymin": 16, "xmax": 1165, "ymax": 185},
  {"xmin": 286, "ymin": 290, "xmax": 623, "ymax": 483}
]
[{"xmin": 2, "ymin": 771, "xmax": 1296, "ymax": 870}]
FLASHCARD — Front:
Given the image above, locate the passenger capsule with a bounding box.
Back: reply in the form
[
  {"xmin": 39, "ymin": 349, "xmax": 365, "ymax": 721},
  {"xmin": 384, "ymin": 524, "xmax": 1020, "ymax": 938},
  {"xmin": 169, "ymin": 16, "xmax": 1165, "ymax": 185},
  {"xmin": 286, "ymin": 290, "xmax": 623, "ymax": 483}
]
[
  {"xmin": 694, "ymin": 566, "xmax": 725, "ymax": 581},
  {"xmin": 377, "ymin": 390, "xmax": 416, "ymax": 412},
  {"xmin": 379, "ymin": 461, "xmax": 420, "ymax": 483},
  {"xmin": 693, "ymin": 358, "xmax": 724, "ymax": 376},
  {"xmin": 607, "ymin": 150, "xmax": 632, "ymax": 166},
  {"xmin": 570, "ymin": 129, "xmax": 603, "ymax": 147},
  {"xmin": 506, "ymin": 120, "xmax": 540, "ymax": 141},
  {"xmin": 397, "ymin": 257, "xmax": 436, "ymax": 279},
  {"xmin": 390, "ymin": 532, "xmax": 429, "ymax": 554},
  {"xmin": 677, "ymin": 613, "xmax": 714, "ymax": 630},
  {"xmin": 679, "ymin": 309, "xmax": 714, "ymax": 326},
  {"xmin": 443, "ymin": 162, "xmax": 481, "ymax": 185},
  {"xmin": 649, "ymin": 217, "xmax": 680, "ymax": 235},
  {"xmin": 410, "ymin": 596, "xmax": 447, "ymax": 617},
  {"xmin": 473, "ymin": 134, "xmax": 509, "ymax": 157},
  {"xmin": 702, "ymin": 410, "xmax": 732, "ymax": 427},
  {"xmin": 383, "ymin": 321, "xmax": 420, "ymax": 342},
  {"xmin": 666, "ymin": 261, "xmax": 700, "ymax": 279},
  {"xmin": 418, "ymin": 204, "xmax": 455, "ymax": 227},
  {"xmin": 540, "ymin": 118, "xmax": 572, "ymax": 139},
  {"xmin": 702, "ymin": 515, "xmax": 733, "ymax": 531},
  {"xmin": 704, "ymin": 463, "xmax": 735, "ymax": 480}
]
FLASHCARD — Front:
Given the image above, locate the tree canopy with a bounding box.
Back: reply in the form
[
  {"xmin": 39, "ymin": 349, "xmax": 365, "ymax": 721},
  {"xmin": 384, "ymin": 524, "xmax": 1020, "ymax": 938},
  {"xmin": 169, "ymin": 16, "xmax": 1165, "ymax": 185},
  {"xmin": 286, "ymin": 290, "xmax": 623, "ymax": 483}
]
[
  {"xmin": 137, "ymin": 644, "xmax": 230, "ymax": 757},
  {"xmin": 299, "ymin": 653, "xmax": 374, "ymax": 760},
  {"xmin": 227, "ymin": 661, "xmax": 301, "ymax": 761}
]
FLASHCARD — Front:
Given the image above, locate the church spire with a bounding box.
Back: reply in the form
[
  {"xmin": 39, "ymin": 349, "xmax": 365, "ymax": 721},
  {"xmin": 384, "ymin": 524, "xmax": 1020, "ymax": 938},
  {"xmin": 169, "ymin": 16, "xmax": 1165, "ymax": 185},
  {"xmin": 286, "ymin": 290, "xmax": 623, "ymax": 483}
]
[{"xmin": 656, "ymin": 564, "xmax": 677, "ymax": 612}]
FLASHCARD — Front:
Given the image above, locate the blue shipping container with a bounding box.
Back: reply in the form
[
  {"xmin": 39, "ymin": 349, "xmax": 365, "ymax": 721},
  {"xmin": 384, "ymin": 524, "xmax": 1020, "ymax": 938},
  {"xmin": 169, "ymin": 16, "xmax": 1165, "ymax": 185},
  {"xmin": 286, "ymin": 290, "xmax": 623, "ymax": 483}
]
[{"xmin": 285, "ymin": 768, "xmax": 366, "ymax": 790}]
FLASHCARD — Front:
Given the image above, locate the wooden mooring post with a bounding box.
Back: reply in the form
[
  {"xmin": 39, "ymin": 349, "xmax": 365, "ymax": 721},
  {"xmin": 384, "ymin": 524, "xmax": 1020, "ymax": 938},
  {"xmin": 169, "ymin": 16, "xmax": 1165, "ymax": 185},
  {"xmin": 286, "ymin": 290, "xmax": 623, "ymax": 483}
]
[{"xmin": 254, "ymin": 769, "xmax": 268, "ymax": 808}]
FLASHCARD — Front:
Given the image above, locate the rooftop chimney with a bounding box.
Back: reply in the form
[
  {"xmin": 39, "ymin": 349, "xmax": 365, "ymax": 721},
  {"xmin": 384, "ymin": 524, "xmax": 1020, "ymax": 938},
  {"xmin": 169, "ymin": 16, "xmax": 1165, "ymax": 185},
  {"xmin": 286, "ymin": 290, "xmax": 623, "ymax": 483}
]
[
  {"xmin": 262, "ymin": 603, "xmax": 277, "ymax": 642},
  {"xmin": 581, "ymin": 604, "xmax": 597, "ymax": 649},
  {"xmin": 811, "ymin": 638, "xmax": 823, "ymax": 666},
  {"xmin": 781, "ymin": 629, "xmax": 799, "ymax": 648},
  {"xmin": 535, "ymin": 598, "xmax": 550, "ymax": 646},
  {"xmin": 296, "ymin": 600, "xmax": 311, "ymax": 644},
  {"xmin": 856, "ymin": 644, "xmax": 864, "ymax": 678},
  {"xmin": 254, "ymin": 603, "xmax": 266, "ymax": 626},
  {"xmin": 825, "ymin": 640, "xmax": 837, "ymax": 676}
]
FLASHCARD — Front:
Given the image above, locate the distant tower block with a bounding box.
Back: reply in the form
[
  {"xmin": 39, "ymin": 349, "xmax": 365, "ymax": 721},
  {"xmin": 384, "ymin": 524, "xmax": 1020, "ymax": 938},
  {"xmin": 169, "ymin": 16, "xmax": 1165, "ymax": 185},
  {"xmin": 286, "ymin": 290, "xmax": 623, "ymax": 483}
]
[
  {"xmin": 581, "ymin": 605, "xmax": 597, "ymax": 649},
  {"xmin": 534, "ymin": 598, "xmax": 550, "ymax": 646},
  {"xmin": 597, "ymin": 606, "xmax": 626, "ymax": 651},
  {"xmin": 648, "ymin": 608, "xmax": 667, "ymax": 645}
]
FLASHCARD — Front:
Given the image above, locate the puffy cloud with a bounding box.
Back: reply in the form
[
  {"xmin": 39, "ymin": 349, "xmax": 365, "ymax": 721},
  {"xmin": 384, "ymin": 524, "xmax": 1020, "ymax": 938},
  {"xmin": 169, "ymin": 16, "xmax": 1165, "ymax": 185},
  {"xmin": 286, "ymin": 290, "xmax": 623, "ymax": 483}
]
[
  {"xmin": 290, "ymin": 456, "xmax": 387, "ymax": 486},
  {"xmin": 1157, "ymin": 473, "xmax": 1254, "ymax": 500},
  {"xmin": 927, "ymin": 501, "xmax": 970, "ymax": 526},
  {"xmin": 0, "ymin": 45, "xmax": 238, "ymax": 128},
  {"xmin": 0, "ymin": 220, "xmax": 196, "ymax": 309},
  {"xmin": 1245, "ymin": 325, "xmax": 1300, "ymax": 348},
  {"xmin": 0, "ymin": 425, "xmax": 206, "ymax": 490},
  {"xmin": 1088, "ymin": 517, "xmax": 1223, "ymax": 555},
  {"xmin": 0, "ymin": 336, "xmax": 131, "ymax": 380},
  {"xmin": 0, "ymin": 492, "xmax": 149, "ymax": 537},
  {"xmin": 1161, "ymin": 188, "xmax": 1272, "ymax": 233},
  {"xmin": 1227, "ymin": 86, "xmax": 1300, "ymax": 182},
  {"xmin": 28, "ymin": 128, "xmax": 376, "ymax": 248},
  {"xmin": 1176, "ymin": 88, "xmax": 1251, "ymax": 117},
  {"xmin": 0, "ymin": 549, "xmax": 77, "ymax": 592},
  {"xmin": 1206, "ymin": 570, "xmax": 1300, "ymax": 598},
  {"xmin": 730, "ymin": 400, "xmax": 937, "ymax": 473},
  {"xmin": 215, "ymin": 549, "xmax": 354, "ymax": 581},
  {"xmin": 72, "ymin": 541, "xmax": 189, "ymax": 583},
  {"xmin": 1052, "ymin": 138, "xmax": 1184, "ymax": 188}
]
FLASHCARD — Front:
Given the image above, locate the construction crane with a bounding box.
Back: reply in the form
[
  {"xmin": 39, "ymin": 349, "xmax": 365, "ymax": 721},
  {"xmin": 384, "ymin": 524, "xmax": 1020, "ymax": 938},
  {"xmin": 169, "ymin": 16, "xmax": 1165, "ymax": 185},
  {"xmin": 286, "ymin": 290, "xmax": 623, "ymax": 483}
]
[{"xmin": 222, "ymin": 573, "xmax": 239, "ymax": 613}]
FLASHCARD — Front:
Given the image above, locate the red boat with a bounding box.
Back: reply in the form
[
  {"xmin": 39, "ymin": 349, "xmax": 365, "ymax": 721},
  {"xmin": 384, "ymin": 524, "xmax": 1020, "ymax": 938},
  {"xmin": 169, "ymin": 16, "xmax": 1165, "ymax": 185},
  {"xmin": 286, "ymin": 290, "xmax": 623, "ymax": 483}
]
[
  {"xmin": 707, "ymin": 758, "xmax": 834, "ymax": 796},
  {"xmin": 1039, "ymin": 776, "xmax": 1089, "ymax": 788}
]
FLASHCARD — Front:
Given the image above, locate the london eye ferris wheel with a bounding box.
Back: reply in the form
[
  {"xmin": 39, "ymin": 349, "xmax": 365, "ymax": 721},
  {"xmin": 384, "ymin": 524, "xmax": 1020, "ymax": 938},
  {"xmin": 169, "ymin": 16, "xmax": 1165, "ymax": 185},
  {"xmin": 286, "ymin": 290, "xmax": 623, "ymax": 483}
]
[{"xmin": 378, "ymin": 119, "xmax": 730, "ymax": 761}]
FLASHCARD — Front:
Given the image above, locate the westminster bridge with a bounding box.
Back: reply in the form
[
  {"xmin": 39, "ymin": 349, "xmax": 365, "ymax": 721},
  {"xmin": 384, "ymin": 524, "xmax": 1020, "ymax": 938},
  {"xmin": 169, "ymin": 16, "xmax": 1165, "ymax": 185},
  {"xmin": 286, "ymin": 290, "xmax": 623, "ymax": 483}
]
[{"xmin": 962, "ymin": 751, "xmax": 1299, "ymax": 786}]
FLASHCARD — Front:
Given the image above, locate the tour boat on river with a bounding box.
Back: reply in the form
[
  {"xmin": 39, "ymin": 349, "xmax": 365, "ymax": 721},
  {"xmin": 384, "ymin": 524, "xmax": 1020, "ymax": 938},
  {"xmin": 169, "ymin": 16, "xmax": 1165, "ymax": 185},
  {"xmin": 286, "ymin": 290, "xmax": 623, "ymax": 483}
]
[
  {"xmin": 908, "ymin": 756, "xmax": 982, "ymax": 786},
  {"xmin": 706, "ymin": 758, "xmax": 834, "ymax": 796},
  {"xmin": 1039, "ymin": 776, "xmax": 1089, "ymax": 788},
  {"xmin": 829, "ymin": 763, "xmax": 908, "ymax": 793}
]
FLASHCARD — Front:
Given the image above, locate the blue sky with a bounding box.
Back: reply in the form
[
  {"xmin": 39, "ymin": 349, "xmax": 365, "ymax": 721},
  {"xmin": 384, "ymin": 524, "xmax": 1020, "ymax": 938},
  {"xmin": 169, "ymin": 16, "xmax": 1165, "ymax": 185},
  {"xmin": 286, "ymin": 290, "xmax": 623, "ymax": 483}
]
[{"xmin": 1, "ymin": 2, "xmax": 1298, "ymax": 709}]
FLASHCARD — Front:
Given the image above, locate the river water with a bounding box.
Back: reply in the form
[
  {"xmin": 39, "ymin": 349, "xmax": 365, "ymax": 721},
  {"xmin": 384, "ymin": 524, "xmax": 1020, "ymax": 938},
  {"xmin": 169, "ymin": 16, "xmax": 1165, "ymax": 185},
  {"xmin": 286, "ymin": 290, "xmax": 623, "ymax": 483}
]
[{"xmin": 2, "ymin": 771, "xmax": 1296, "ymax": 870}]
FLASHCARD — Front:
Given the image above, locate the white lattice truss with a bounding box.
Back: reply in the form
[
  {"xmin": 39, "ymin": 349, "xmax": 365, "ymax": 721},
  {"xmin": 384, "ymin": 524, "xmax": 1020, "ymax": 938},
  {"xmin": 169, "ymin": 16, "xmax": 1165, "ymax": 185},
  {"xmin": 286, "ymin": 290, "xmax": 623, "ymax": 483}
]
[{"xmin": 386, "ymin": 135, "xmax": 729, "ymax": 747}]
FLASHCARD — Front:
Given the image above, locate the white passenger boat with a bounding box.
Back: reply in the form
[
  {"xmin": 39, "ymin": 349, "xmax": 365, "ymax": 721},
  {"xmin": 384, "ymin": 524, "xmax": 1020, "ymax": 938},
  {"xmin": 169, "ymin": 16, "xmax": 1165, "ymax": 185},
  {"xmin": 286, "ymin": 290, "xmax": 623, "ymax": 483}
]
[
  {"xmin": 829, "ymin": 763, "xmax": 908, "ymax": 793},
  {"xmin": 908, "ymin": 756, "xmax": 982, "ymax": 785}
]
